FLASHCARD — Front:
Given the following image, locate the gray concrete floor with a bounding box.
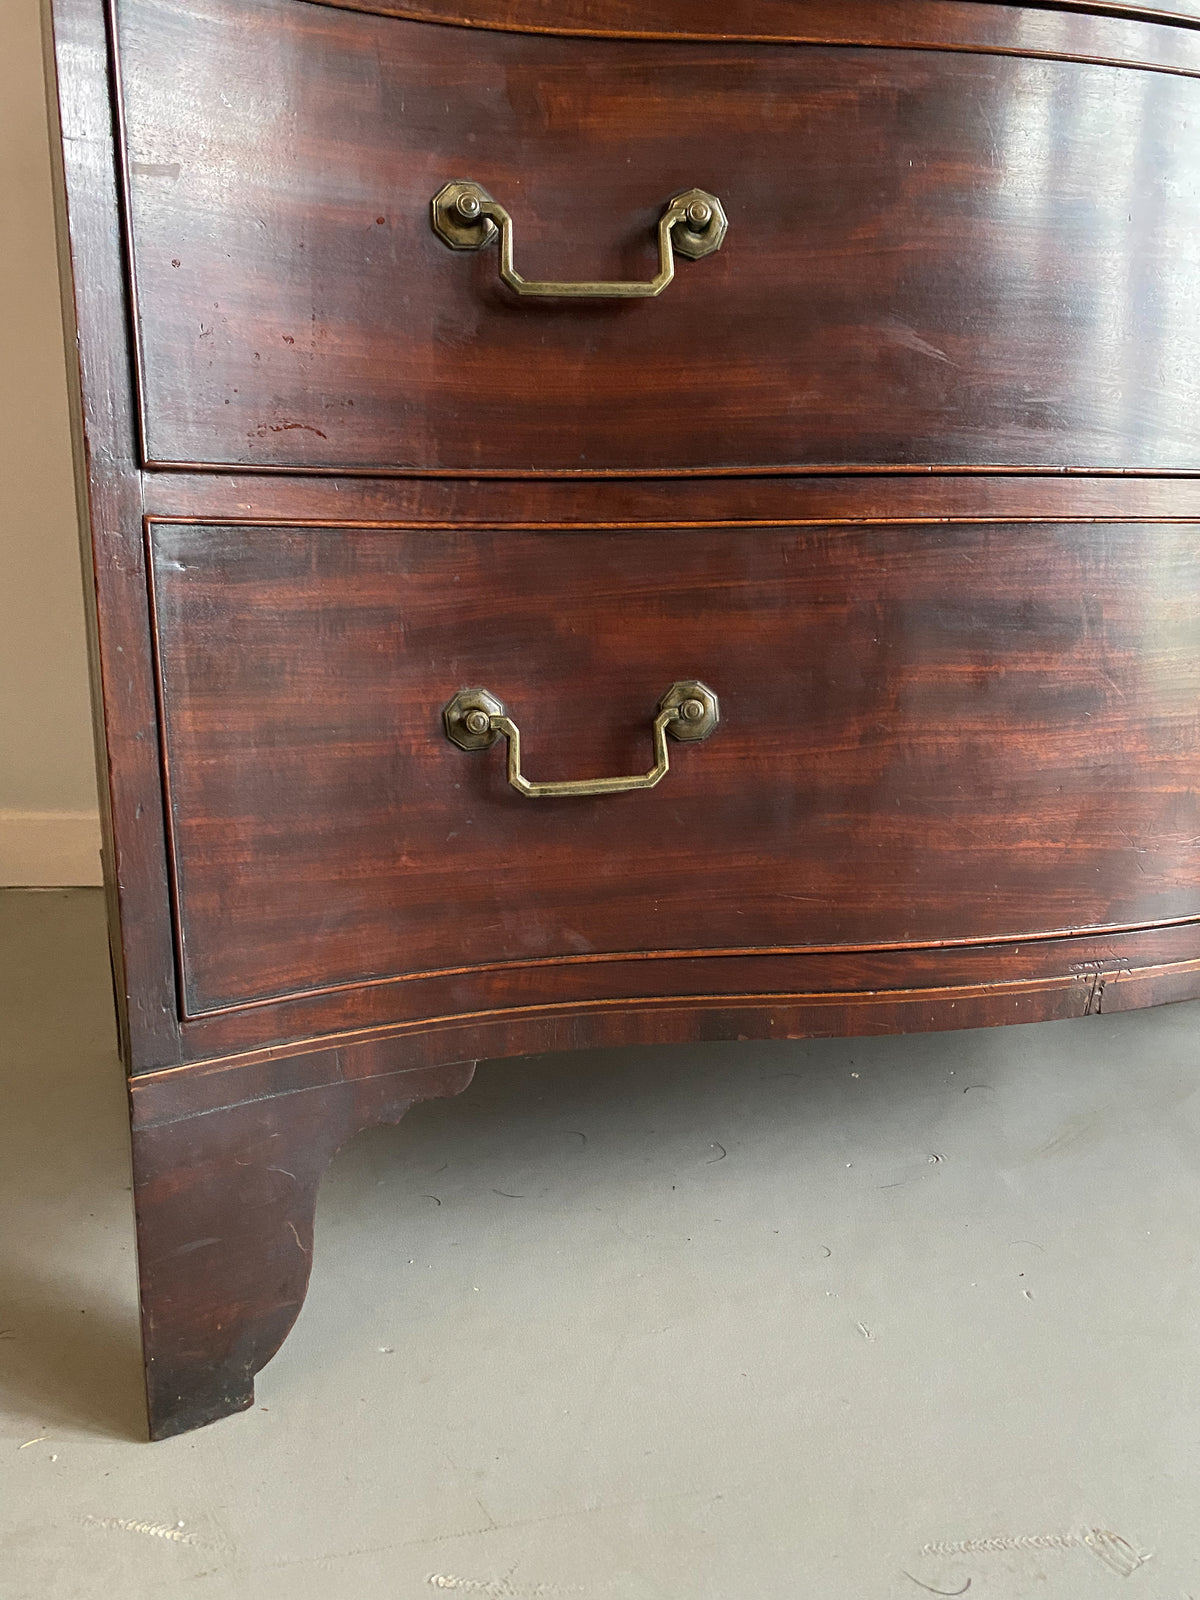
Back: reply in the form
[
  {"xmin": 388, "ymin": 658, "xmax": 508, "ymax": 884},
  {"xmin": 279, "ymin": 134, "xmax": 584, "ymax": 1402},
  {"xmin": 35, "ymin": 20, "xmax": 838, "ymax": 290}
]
[{"xmin": 1, "ymin": 889, "xmax": 1199, "ymax": 1599}]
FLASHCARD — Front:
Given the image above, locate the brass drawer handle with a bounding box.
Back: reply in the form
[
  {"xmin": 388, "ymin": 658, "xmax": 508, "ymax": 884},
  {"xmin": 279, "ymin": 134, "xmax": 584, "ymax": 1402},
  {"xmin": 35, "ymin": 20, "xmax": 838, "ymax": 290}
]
[
  {"xmin": 431, "ymin": 181, "xmax": 727, "ymax": 299},
  {"xmin": 443, "ymin": 681, "xmax": 719, "ymax": 798}
]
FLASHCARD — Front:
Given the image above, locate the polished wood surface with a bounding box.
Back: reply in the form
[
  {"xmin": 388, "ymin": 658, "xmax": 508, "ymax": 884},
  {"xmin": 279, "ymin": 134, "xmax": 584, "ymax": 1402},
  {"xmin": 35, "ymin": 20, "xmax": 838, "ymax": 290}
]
[
  {"xmin": 150, "ymin": 519, "xmax": 1200, "ymax": 1013},
  {"xmin": 118, "ymin": 0, "xmax": 1200, "ymax": 475},
  {"xmin": 46, "ymin": 0, "xmax": 1200, "ymax": 1437},
  {"xmin": 132, "ymin": 1049, "xmax": 476, "ymax": 1439}
]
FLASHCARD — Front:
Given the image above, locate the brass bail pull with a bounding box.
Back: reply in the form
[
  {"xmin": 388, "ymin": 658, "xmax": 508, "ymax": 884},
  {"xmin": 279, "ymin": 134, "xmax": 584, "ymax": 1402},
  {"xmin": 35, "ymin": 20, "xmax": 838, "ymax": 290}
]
[
  {"xmin": 443, "ymin": 682, "xmax": 720, "ymax": 798},
  {"xmin": 430, "ymin": 182, "xmax": 727, "ymax": 299}
]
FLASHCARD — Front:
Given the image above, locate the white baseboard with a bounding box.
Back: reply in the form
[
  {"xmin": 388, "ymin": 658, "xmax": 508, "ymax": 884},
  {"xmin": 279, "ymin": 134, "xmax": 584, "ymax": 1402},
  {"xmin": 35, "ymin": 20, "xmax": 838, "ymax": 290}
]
[{"xmin": 0, "ymin": 809, "xmax": 103, "ymax": 887}]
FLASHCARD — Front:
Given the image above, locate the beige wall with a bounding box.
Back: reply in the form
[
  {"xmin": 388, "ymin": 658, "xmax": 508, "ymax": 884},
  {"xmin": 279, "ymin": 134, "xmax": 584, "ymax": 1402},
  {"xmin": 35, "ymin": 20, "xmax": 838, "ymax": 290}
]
[{"xmin": 0, "ymin": 0, "xmax": 102, "ymax": 884}]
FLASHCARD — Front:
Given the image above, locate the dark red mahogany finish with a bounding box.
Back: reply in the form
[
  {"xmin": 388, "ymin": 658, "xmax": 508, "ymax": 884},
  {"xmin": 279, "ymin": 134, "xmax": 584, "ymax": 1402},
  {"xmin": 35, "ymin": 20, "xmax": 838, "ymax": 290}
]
[
  {"xmin": 115, "ymin": 0, "xmax": 1200, "ymax": 475},
  {"xmin": 45, "ymin": 0, "xmax": 1200, "ymax": 1438}
]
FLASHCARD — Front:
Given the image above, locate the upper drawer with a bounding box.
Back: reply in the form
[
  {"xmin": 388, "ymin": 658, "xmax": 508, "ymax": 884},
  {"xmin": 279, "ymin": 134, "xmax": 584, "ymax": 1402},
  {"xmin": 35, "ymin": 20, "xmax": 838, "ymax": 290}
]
[{"xmin": 117, "ymin": 0, "xmax": 1200, "ymax": 476}]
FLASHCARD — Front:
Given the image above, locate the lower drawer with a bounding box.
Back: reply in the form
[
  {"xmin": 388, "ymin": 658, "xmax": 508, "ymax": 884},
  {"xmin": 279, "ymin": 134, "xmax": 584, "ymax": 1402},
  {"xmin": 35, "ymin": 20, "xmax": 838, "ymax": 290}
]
[{"xmin": 148, "ymin": 520, "xmax": 1200, "ymax": 1016}]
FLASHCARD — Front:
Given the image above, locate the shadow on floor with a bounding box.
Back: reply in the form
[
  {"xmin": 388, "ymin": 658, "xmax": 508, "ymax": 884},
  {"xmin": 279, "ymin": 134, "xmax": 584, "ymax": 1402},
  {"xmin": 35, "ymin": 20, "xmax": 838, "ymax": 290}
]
[
  {"xmin": 1, "ymin": 890, "xmax": 145, "ymax": 1441},
  {"xmin": 0, "ymin": 1260, "xmax": 146, "ymax": 1441}
]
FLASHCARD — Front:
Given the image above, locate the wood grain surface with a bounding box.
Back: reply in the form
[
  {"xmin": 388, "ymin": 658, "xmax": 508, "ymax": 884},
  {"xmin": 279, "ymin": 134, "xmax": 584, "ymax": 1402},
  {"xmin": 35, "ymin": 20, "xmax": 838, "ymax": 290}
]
[
  {"xmin": 117, "ymin": 0, "xmax": 1200, "ymax": 474},
  {"xmin": 47, "ymin": 0, "xmax": 1200, "ymax": 1439},
  {"xmin": 149, "ymin": 519, "xmax": 1200, "ymax": 1014},
  {"xmin": 131, "ymin": 1050, "xmax": 476, "ymax": 1438}
]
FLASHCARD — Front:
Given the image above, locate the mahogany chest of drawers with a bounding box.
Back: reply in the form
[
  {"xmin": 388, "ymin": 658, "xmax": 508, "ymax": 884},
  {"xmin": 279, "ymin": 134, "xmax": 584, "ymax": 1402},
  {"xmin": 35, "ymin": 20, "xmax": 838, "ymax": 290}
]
[{"xmin": 46, "ymin": 0, "xmax": 1200, "ymax": 1438}]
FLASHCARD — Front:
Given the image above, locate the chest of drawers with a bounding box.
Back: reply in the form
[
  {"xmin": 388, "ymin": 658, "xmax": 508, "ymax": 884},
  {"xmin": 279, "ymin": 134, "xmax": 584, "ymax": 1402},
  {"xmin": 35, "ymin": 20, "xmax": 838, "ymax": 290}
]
[{"xmin": 47, "ymin": 0, "xmax": 1200, "ymax": 1438}]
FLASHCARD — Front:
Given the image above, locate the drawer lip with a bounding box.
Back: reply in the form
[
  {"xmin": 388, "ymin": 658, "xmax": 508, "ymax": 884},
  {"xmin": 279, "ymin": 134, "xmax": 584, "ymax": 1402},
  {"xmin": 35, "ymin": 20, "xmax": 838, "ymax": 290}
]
[
  {"xmin": 250, "ymin": 0, "xmax": 1200, "ymax": 43},
  {"xmin": 144, "ymin": 937, "xmax": 1200, "ymax": 1085},
  {"xmin": 141, "ymin": 460, "xmax": 1200, "ymax": 482},
  {"xmin": 167, "ymin": 917, "xmax": 1200, "ymax": 1021}
]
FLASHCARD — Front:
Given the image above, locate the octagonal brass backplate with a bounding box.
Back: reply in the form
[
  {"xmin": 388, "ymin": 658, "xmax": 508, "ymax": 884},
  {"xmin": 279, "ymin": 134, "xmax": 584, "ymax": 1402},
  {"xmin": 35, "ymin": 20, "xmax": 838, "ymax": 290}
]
[
  {"xmin": 431, "ymin": 179, "xmax": 498, "ymax": 251},
  {"xmin": 668, "ymin": 189, "xmax": 728, "ymax": 260},
  {"xmin": 443, "ymin": 687, "xmax": 505, "ymax": 750},
  {"xmin": 661, "ymin": 679, "xmax": 720, "ymax": 741}
]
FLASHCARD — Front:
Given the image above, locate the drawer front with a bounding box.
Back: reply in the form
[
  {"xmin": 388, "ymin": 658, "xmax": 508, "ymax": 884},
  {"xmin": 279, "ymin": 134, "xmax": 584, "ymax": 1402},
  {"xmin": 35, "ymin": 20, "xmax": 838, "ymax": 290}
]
[
  {"xmin": 149, "ymin": 521, "xmax": 1200, "ymax": 1015},
  {"xmin": 119, "ymin": 0, "xmax": 1200, "ymax": 475}
]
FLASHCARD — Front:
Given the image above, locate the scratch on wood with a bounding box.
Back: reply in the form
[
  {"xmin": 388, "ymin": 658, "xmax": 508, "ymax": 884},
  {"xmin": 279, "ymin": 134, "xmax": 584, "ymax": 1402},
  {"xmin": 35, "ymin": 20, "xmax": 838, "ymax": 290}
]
[
  {"xmin": 171, "ymin": 1236, "xmax": 221, "ymax": 1258},
  {"xmin": 254, "ymin": 421, "xmax": 328, "ymax": 439},
  {"xmin": 1083, "ymin": 972, "xmax": 1104, "ymax": 1015},
  {"xmin": 882, "ymin": 320, "xmax": 957, "ymax": 365}
]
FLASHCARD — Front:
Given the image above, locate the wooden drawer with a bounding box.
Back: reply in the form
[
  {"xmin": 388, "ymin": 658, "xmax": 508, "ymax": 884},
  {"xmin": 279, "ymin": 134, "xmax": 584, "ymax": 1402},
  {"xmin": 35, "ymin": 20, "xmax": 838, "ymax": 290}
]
[
  {"xmin": 148, "ymin": 519, "xmax": 1200, "ymax": 1016},
  {"xmin": 117, "ymin": 0, "xmax": 1200, "ymax": 476},
  {"xmin": 51, "ymin": 0, "xmax": 1200, "ymax": 1440}
]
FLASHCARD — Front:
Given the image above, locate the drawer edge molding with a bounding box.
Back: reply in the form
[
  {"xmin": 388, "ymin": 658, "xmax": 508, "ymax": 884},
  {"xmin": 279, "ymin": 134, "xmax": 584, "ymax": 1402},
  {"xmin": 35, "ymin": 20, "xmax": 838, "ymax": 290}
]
[
  {"xmin": 292, "ymin": 0, "xmax": 1200, "ymax": 53},
  {"xmin": 138, "ymin": 938, "xmax": 1200, "ymax": 1088},
  {"xmin": 169, "ymin": 920, "xmax": 1200, "ymax": 1021},
  {"xmin": 138, "ymin": 484, "xmax": 1200, "ymax": 525},
  {"xmin": 138, "ymin": 462, "xmax": 1200, "ymax": 482}
]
